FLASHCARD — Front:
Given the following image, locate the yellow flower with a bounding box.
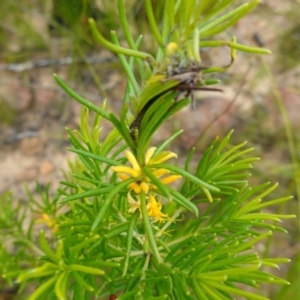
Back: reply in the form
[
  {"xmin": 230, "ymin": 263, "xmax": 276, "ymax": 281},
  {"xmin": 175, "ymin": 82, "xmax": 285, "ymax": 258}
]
[
  {"xmin": 36, "ymin": 213, "xmax": 58, "ymax": 233},
  {"xmin": 111, "ymin": 148, "xmax": 181, "ymax": 194},
  {"xmin": 146, "ymin": 195, "xmax": 170, "ymax": 223},
  {"xmin": 127, "ymin": 192, "xmax": 170, "ymax": 223},
  {"xmin": 111, "ymin": 148, "xmax": 181, "ymax": 222},
  {"xmin": 166, "ymin": 42, "xmax": 178, "ymax": 56}
]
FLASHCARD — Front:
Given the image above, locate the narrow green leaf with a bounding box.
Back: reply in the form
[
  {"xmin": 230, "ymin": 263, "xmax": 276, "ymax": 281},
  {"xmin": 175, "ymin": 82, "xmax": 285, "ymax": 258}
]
[
  {"xmin": 67, "ymin": 148, "xmax": 120, "ymax": 166},
  {"xmin": 67, "ymin": 264, "xmax": 104, "ymax": 275},
  {"xmin": 111, "ymin": 32, "xmax": 140, "ymax": 96},
  {"xmin": 73, "ymin": 271, "xmax": 94, "ymax": 292},
  {"xmin": 92, "ymin": 178, "xmax": 136, "ymax": 230},
  {"xmin": 73, "ymin": 202, "xmax": 94, "ymax": 220},
  {"xmin": 201, "ymin": 1, "xmax": 261, "ymax": 38},
  {"xmin": 185, "ymin": 147, "xmax": 195, "ymax": 172},
  {"xmin": 155, "ymin": 129, "xmax": 183, "ymax": 155},
  {"xmin": 166, "ymin": 186, "xmax": 199, "ymax": 215},
  {"xmin": 191, "ymin": 279, "xmax": 210, "ymax": 300},
  {"xmin": 117, "ymin": 0, "xmax": 145, "ymax": 80},
  {"xmin": 39, "ymin": 231, "xmax": 59, "ymax": 264},
  {"xmin": 53, "ymin": 74, "xmax": 111, "ymax": 120},
  {"xmin": 140, "ymin": 191, "xmax": 162, "ymax": 263},
  {"xmin": 117, "ymin": 290, "xmax": 141, "ymax": 300},
  {"xmin": 154, "ymin": 163, "xmax": 219, "ymax": 192},
  {"xmin": 27, "ymin": 275, "xmax": 58, "ymax": 300},
  {"xmin": 106, "ymin": 222, "xmax": 130, "ymax": 239},
  {"xmin": 198, "ymin": 266, "xmax": 260, "ymax": 280},
  {"xmin": 123, "ymin": 211, "xmax": 139, "ymax": 276},
  {"xmin": 200, "ymin": 40, "xmax": 271, "ymax": 55},
  {"xmin": 198, "ymin": 281, "xmax": 228, "ymax": 300},
  {"xmin": 143, "ymin": 166, "xmax": 171, "ymax": 199},
  {"xmin": 144, "ymin": 0, "xmax": 164, "ymax": 47},
  {"xmin": 231, "ymin": 231, "xmax": 272, "ymax": 256},
  {"xmin": 55, "ymin": 271, "xmax": 69, "ymax": 300},
  {"xmin": 109, "ymin": 112, "xmax": 136, "ymax": 154},
  {"xmin": 59, "ymin": 187, "xmax": 113, "ymax": 204},
  {"xmin": 18, "ymin": 270, "xmax": 57, "ymax": 282},
  {"xmin": 199, "ymin": 3, "xmax": 249, "ymax": 34},
  {"xmin": 205, "ymin": 281, "xmax": 269, "ymax": 300},
  {"xmin": 89, "ymin": 18, "xmax": 153, "ymax": 60},
  {"xmin": 247, "ymin": 196, "xmax": 294, "ymax": 212}
]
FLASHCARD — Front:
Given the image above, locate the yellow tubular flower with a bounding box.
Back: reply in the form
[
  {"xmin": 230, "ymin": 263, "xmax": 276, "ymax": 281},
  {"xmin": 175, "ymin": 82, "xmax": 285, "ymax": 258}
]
[
  {"xmin": 118, "ymin": 174, "xmax": 129, "ymax": 180},
  {"xmin": 160, "ymin": 175, "xmax": 182, "ymax": 185},
  {"xmin": 147, "ymin": 195, "xmax": 170, "ymax": 223},
  {"xmin": 127, "ymin": 192, "xmax": 170, "ymax": 223},
  {"xmin": 36, "ymin": 213, "xmax": 58, "ymax": 233},
  {"xmin": 125, "ymin": 151, "xmax": 140, "ymax": 171},
  {"xmin": 148, "ymin": 151, "xmax": 177, "ymax": 165},
  {"xmin": 129, "ymin": 182, "xmax": 142, "ymax": 193},
  {"xmin": 140, "ymin": 182, "xmax": 149, "ymax": 193},
  {"xmin": 111, "ymin": 166, "xmax": 140, "ymax": 178},
  {"xmin": 145, "ymin": 147, "xmax": 157, "ymax": 164},
  {"xmin": 111, "ymin": 148, "xmax": 180, "ymax": 199},
  {"xmin": 150, "ymin": 174, "xmax": 182, "ymax": 190},
  {"xmin": 152, "ymin": 168, "xmax": 170, "ymax": 178}
]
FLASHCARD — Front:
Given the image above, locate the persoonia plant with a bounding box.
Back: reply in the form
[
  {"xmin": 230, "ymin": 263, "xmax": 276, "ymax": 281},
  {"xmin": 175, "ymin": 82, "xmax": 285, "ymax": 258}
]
[{"xmin": 2, "ymin": 1, "xmax": 295, "ymax": 299}]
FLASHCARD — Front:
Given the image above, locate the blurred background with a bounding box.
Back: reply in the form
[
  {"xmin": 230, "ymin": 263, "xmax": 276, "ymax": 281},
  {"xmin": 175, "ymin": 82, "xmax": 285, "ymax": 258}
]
[{"xmin": 0, "ymin": 0, "xmax": 299, "ymax": 299}]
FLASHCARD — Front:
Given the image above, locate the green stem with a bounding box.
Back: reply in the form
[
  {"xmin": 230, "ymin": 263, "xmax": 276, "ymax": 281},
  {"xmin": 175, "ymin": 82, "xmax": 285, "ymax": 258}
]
[
  {"xmin": 123, "ymin": 211, "xmax": 139, "ymax": 276},
  {"xmin": 140, "ymin": 192, "xmax": 162, "ymax": 263},
  {"xmin": 193, "ymin": 27, "xmax": 201, "ymax": 63},
  {"xmin": 141, "ymin": 253, "xmax": 151, "ymax": 280}
]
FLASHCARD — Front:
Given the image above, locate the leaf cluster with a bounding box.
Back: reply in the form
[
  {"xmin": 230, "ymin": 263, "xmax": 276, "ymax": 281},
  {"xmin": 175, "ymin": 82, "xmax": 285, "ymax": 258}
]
[
  {"xmin": 2, "ymin": 107, "xmax": 293, "ymax": 299},
  {"xmin": 0, "ymin": 1, "xmax": 294, "ymax": 299}
]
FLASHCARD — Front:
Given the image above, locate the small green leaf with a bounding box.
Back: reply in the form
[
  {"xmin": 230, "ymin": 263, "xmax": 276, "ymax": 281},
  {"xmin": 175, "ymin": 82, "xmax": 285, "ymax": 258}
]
[
  {"xmin": 27, "ymin": 275, "xmax": 58, "ymax": 300},
  {"xmin": 59, "ymin": 187, "xmax": 113, "ymax": 204},
  {"xmin": 92, "ymin": 178, "xmax": 136, "ymax": 230},
  {"xmin": 155, "ymin": 163, "xmax": 220, "ymax": 192},
  {"xmin": 67, "ymin": 264, "xmax": 104, "ymax": 275},
  {"xmin": 53, "ymin": 74, "xmax": 111, "ymax": 120},
  {"xmin": 73, "ymin": 271, "xmax": 94, "ymax": 292},
  {"xmin": 39, "ymin": 231, "xmax": 59, "ymax": 264}
]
